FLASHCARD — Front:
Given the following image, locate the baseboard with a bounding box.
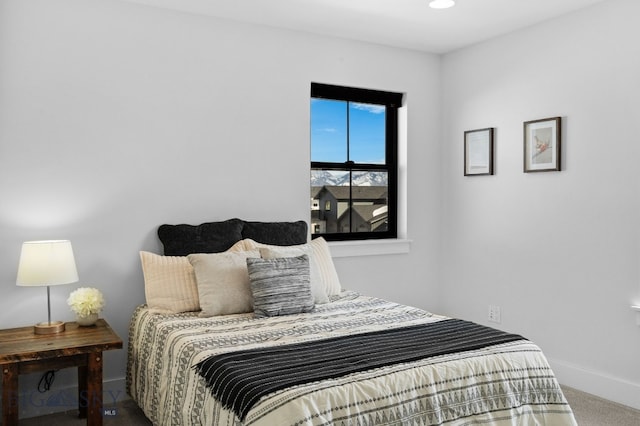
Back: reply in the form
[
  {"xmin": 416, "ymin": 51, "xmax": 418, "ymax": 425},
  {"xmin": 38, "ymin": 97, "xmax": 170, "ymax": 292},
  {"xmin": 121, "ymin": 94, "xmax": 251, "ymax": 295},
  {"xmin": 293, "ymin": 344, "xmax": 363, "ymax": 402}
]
[
  {"xmin": 3, "ymin": 376, "xmax": 127, "ymax": 420},
  {"xmin": 549, "ymin": 357, "xmax": 640, "ymax": 410}
]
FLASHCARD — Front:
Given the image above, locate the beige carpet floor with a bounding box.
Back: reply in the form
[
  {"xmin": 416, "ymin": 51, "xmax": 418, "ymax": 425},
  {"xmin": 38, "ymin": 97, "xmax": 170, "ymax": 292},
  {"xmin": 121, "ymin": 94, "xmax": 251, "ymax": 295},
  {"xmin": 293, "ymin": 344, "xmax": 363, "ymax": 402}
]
[
  {"xmin": 561, "ymin": 386, "xmax": 639, "ymax": 426},
  {"xmin": 16, "ymin": 385, "xmax": 640, "ymax": 425}
]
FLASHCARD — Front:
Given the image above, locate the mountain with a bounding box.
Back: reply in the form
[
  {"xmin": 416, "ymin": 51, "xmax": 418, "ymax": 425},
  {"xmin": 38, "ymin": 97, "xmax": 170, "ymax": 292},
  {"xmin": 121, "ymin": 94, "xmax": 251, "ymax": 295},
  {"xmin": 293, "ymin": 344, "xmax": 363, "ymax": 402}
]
[
  {"xmin": 311, "ymin": 171, "xmax": 387, "ymax": 187},
  {"xmin": 310, "ymin": 170, "xmax": 341, "ymax": 186}
]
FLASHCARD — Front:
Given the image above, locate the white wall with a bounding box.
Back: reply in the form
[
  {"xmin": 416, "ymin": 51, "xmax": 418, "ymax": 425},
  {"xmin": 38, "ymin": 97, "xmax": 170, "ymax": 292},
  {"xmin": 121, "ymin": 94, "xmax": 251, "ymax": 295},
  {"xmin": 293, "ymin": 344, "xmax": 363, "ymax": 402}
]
[
  {"xmin": 0, "ymin": 0, "xmax": 441, "ymax": 417},
  {"xmin": 440, "ymin": 0, "xmax": 640, "ymax": 409},
  {"xmin": 3, "ymin": 0, "xmax": 638, "ymax": 418}
]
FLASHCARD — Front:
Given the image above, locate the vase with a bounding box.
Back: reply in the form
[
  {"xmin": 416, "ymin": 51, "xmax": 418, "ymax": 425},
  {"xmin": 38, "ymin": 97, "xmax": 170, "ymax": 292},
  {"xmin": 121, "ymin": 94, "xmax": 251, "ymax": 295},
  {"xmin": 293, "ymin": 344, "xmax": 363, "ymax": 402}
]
[{"xmin": 76, "ymin": 312, "xmax": 99, "ymax": 326}]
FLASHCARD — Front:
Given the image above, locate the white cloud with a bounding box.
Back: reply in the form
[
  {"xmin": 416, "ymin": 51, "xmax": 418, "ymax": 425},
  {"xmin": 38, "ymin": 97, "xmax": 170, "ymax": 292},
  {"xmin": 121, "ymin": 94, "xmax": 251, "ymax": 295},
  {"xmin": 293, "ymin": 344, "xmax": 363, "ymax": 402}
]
[{"xmin": 352, "ymin": 103, "xmax": 385, "ymax": 114}]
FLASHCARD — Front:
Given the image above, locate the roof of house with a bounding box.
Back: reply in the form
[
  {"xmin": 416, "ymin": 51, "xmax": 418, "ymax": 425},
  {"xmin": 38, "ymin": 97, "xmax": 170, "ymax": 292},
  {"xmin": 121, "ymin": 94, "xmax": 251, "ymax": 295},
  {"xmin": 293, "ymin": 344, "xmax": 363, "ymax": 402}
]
[
  {"xmin": 315, "ymin": 185, "xmax": 387, "ymax": 201},
  {"xmin": 338, "ymin": 204, "xmax": 388, "ymax": 225},
  {"xmin": 311, "ymin": 186, "xmax": 323, "ymax": 198}
]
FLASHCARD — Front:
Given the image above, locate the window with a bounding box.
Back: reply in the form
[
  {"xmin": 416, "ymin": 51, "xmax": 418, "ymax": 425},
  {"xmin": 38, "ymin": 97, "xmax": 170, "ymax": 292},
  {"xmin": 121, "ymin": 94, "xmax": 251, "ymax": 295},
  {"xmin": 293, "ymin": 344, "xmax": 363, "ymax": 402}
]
[{"xmin": 310, "ymin": 83, "xmax": 403, "ymax": 241}]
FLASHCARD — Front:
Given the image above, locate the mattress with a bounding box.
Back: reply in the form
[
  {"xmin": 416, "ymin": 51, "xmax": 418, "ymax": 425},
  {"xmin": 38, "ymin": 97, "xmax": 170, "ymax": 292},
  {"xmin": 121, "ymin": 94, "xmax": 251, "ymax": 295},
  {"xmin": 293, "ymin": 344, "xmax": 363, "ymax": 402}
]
[{"xmin": 127, "ymin": 291, "xmax": 577, "ymax": 425}]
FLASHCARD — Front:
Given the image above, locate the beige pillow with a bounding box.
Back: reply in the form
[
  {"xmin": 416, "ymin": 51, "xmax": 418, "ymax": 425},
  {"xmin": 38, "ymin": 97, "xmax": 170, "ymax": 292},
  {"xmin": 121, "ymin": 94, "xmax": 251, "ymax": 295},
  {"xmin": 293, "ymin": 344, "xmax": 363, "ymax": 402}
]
[
  {"xmin": 139, "ymin": 251, "xmax": 199, "ymax": 314},
  {"xmin": 227, "ymin": 239, "xmax": 257, "ymax": 252},
  {"xmin": 188, "ymin": 250, "xmax": 260, "ymax": 317}
]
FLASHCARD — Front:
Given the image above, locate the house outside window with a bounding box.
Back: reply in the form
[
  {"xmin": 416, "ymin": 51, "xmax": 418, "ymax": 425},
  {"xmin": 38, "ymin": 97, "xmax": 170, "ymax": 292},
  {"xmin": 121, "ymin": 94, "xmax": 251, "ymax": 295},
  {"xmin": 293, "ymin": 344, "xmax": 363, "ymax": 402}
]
[{"xmin": 310, "ymin": 83, "xmax": 403, "ymax": 241}]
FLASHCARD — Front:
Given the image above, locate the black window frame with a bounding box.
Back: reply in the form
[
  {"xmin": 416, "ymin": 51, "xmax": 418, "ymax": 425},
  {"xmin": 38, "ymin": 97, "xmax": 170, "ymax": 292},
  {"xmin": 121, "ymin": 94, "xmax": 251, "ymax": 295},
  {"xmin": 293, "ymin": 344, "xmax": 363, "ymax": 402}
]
[{"xmin": 310, "ymin": 82, "xmax": 403, "ymax": 242}]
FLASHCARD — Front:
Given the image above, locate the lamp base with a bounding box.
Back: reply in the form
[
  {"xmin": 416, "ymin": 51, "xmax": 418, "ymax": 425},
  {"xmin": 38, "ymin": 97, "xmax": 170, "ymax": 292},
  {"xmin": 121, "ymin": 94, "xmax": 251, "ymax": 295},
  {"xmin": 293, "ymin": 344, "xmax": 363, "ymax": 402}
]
[{"xmin": 34, "ymin": 321, "xmax": 65, "ymax": 335}]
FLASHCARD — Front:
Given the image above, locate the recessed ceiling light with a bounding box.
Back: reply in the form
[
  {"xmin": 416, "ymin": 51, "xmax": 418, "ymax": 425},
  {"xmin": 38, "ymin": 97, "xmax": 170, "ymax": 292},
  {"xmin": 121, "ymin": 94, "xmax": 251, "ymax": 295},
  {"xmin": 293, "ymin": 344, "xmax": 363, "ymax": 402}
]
[{"xmin": 429, "ymin": 0, "xmax": 455, "ymax": 9}]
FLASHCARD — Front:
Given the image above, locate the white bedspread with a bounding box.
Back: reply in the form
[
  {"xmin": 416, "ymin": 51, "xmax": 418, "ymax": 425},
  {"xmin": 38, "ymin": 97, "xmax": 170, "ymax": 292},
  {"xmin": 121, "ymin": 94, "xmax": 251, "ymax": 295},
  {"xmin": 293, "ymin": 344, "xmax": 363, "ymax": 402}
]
[{"xmin": 127, "ymin": 291, "xmax": 577, "ymax": 425}]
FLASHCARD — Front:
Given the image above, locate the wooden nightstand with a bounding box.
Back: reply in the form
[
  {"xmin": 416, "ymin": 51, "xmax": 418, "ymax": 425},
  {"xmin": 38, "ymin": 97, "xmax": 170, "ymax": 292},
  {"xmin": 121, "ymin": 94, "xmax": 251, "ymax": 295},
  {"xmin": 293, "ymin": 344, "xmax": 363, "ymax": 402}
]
[{"xmin": 0, "ymin": 319, "xmax": 122, "ymax": 425}]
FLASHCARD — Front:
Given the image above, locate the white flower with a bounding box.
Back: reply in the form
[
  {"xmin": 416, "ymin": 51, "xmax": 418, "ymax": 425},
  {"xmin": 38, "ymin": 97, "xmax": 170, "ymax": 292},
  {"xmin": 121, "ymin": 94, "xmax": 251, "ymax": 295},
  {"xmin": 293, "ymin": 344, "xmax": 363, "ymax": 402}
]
[{"xmin": 67, "ymin": 287, "xmax": 105, "ymax": 317}]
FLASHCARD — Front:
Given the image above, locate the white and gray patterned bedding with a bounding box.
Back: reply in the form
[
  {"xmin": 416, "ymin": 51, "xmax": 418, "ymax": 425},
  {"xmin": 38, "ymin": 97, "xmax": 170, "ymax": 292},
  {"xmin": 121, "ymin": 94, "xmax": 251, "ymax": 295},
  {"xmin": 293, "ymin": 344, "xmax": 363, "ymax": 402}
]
[{"xmin": 127, "ymin": 291, "xmax": 577, "ymax": 425}]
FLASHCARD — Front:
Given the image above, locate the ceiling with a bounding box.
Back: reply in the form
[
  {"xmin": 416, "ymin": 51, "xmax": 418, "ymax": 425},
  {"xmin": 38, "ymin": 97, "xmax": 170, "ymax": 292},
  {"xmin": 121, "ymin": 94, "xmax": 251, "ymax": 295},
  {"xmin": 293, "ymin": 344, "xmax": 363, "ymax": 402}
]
[{"xmin": 121, "ymin": 0, "xmax": 608, "ymax": 53}]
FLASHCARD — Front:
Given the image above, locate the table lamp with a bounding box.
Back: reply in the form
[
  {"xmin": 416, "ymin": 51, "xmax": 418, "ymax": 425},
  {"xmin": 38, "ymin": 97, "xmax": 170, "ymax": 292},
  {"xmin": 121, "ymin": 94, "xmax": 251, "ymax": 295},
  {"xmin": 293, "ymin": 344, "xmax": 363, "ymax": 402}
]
[{"xmin": 16, "ymin": 240, "xmax": 79, "ymax": 334}]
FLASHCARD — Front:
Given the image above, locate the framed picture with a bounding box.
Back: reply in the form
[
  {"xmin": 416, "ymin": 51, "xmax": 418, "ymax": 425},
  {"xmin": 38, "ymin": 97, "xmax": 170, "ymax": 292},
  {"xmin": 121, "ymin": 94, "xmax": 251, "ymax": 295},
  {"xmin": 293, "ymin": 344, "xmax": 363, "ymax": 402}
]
[
  {"xmin": 464, "ymin": 127, "xmax": 494, "ymax": 176},
  {"xmin": 524, "ymin": 117, "xmax": 561, "ymax": 172}
]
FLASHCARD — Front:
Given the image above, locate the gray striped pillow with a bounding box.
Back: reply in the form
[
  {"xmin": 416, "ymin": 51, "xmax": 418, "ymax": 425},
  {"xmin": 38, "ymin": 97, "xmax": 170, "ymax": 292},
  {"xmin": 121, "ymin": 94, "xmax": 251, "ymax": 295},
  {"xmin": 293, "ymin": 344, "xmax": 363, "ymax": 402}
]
[{"xmin": 246, "ymin": 255, "xmax": 315, "ymax": 318}]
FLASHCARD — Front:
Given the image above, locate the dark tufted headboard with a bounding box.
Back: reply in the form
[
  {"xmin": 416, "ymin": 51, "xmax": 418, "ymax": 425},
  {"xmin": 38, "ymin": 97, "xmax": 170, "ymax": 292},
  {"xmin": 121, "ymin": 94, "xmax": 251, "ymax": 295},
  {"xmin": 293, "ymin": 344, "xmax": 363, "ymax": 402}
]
[{"xmin": 157, "ymin": 219, "xmax": 308, "ymax": 256}]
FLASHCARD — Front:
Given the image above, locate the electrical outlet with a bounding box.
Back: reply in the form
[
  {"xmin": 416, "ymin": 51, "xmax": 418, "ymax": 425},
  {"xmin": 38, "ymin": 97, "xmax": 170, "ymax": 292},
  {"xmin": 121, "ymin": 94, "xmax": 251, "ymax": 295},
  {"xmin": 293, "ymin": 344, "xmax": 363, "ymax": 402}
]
[{"xmin": 488, "ymin": 305, "xmax": 501, "ymax": 323}]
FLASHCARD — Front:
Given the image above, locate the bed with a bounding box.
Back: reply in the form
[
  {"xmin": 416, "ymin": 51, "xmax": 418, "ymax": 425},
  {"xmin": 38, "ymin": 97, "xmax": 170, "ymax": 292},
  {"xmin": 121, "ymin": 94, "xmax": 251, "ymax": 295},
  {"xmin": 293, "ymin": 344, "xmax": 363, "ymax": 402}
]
[{"xmin": 127, "ymin": 219, "xmax": 577, "ymax": 425}]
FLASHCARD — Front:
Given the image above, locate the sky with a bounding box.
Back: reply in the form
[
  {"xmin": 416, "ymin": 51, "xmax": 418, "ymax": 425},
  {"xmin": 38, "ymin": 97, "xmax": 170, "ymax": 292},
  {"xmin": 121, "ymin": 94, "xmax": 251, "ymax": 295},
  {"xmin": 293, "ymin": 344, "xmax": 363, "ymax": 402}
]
[{"xmin": 311, "ymin": 99, "xmax": 386, "ymax": 164}]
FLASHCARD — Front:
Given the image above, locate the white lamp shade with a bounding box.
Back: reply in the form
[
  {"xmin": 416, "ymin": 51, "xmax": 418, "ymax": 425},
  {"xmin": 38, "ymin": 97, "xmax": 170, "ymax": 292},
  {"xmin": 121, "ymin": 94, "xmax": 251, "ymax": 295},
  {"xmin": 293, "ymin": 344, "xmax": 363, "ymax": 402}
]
[{"xmin": 16, "ymin": 240, "xmax": 79, "ymax": 286}]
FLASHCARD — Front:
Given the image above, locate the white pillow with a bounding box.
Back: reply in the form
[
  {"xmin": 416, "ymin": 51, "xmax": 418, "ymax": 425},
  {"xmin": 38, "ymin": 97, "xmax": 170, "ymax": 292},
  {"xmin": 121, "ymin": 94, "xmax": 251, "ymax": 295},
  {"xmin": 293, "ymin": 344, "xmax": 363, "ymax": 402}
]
[
  {"xmin": 255, "ymin": 236, "xmax": 341, "ymax": 299},
  {"xmin": 139, "ymin": 251, "xmax": 199, "ymax": 314},
  {"xmin": 187, "ymin": 250, "xmax": 260, "ymax": 317},
  {"xmin": 309, "ymin": 237, "xmax": 342, "ymax": 296},
  {"xmin": 259, "ymin": 244, "xmax": 328, "ymax": 304}
]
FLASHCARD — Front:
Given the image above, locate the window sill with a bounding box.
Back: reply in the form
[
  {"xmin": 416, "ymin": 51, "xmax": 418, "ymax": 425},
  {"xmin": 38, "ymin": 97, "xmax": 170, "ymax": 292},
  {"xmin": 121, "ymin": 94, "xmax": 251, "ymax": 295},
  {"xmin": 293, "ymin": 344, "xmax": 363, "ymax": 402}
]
[{"xmin": 328, "ymin": 239, "xmax": 412, "ymax": 258}]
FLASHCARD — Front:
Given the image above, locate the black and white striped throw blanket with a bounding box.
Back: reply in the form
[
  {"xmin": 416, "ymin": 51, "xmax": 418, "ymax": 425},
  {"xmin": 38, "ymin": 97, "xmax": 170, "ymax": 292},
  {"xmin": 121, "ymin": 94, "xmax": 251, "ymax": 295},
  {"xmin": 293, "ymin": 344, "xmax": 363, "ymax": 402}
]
[{"xmin": 194, "ymin": 319, "xmax": 525, "ymax": 421}]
